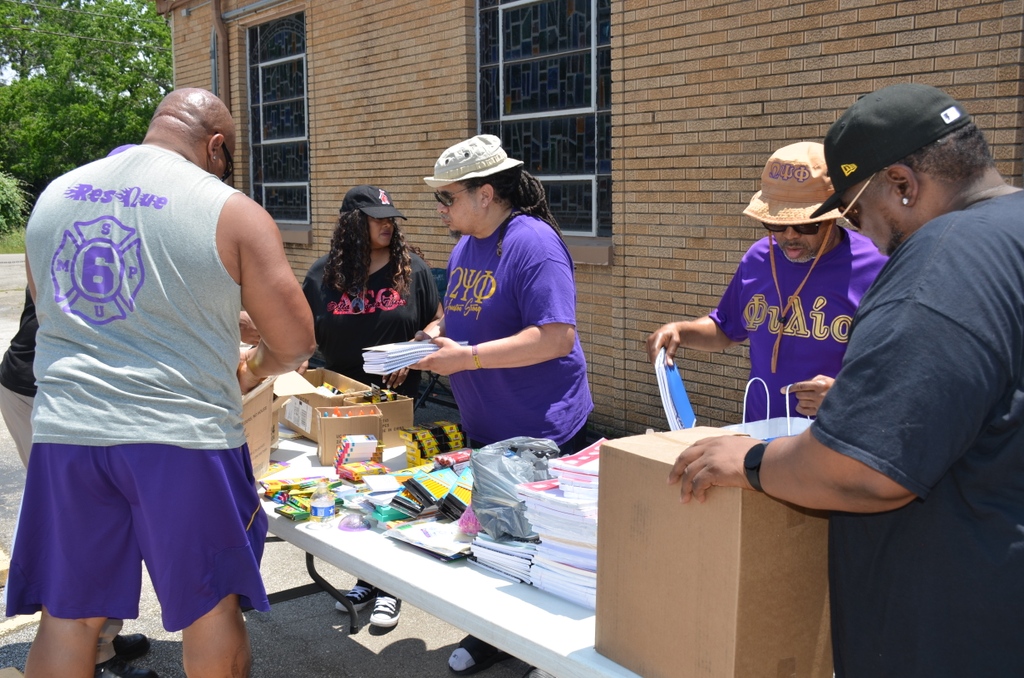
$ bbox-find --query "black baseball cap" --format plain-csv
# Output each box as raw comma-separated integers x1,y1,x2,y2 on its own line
811,83,972,218
340,185,406,219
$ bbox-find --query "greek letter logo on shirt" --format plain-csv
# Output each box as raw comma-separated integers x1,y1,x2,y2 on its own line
743,294,851,342
51,215,145,325
446,266,496,320
326,287,407,315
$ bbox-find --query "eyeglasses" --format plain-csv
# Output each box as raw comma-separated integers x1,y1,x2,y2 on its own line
837,175,875,230
220,144,234,182
434,186,470,207
762,222,824,236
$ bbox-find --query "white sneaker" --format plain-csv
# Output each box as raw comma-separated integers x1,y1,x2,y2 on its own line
369,593,402,628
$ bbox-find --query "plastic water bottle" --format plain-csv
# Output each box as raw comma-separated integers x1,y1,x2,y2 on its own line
308,479,335,529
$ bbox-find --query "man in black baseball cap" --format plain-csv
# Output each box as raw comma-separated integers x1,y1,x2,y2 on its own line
811,83,972,220
666,83,1024,677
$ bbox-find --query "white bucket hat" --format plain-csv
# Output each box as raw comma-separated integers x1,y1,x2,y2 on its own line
424,134,524,188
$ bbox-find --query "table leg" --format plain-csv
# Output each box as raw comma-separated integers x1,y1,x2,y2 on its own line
305,551,361,633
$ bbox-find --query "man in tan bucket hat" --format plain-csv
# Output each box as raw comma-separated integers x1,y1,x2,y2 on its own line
647,141,888,419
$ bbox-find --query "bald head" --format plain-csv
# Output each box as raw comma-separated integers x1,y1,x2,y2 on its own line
143,88,235,171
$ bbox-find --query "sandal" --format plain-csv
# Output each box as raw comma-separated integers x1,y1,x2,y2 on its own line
448,635,511,675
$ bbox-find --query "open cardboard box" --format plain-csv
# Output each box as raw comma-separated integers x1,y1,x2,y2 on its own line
343,393,413,448
313,404,383,466
241,376,276,479
275,369,370,442
595,427,832,678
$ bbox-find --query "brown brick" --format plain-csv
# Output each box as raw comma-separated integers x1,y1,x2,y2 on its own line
161,0,1024,438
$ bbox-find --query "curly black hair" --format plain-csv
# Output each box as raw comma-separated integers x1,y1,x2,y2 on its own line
322,209,413,297
462,165,562,256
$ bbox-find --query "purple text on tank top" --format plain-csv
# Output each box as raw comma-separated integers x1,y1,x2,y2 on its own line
64,184,168,209
50,215,145,326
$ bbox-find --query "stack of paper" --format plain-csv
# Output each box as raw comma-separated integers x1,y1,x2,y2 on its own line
468,532,538,583
516,439,603,609
384,517,472,561
550,439,602,499
362,341,440,374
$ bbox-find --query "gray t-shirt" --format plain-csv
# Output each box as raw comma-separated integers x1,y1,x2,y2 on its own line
26,144,245,448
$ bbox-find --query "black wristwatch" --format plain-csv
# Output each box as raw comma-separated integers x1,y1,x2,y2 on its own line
743,442,767,493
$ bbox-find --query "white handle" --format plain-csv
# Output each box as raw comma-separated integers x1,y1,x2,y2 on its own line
741,377,770,424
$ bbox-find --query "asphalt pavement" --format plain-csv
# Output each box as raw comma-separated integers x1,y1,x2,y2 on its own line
0,253,534,677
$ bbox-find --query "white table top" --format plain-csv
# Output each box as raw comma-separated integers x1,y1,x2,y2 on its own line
264,438,639,678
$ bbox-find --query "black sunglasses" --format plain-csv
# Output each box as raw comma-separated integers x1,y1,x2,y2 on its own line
761,221,823,236
433,186,470,207
220,144,234,182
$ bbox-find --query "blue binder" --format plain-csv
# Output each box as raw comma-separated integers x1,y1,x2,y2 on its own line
656,348,696,429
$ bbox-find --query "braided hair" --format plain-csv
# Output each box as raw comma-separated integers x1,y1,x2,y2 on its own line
464,165,561,255
322,210,413,297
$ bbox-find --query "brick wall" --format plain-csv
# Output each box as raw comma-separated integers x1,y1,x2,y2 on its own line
611,0,1024,435
166,0,1024,439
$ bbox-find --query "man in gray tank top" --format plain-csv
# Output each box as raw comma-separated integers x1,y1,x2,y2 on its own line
6,88,315,677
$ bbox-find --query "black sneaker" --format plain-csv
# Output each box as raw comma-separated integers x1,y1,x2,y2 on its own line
111,634,151,662
94,657,159,678
334,580,376,612
369,593,401,628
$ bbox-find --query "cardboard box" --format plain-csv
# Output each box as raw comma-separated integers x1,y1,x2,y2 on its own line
314,404,383,466
343,393,413,448
595,427,832,678
241,376,276,479
275,369,370,442
270,389,290,450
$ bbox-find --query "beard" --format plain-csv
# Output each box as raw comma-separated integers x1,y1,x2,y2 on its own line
885,228,906,255
775,238,817,263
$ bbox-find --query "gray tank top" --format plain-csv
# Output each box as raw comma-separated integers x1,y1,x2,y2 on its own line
27,144,246,448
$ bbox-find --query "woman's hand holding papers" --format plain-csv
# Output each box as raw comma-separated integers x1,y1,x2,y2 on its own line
410,336,474,376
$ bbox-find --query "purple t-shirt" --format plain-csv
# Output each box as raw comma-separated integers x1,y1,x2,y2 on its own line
709,229,887,421
444,214,593,446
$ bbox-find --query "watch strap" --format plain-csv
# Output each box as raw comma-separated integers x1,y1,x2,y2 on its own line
744,442,767,493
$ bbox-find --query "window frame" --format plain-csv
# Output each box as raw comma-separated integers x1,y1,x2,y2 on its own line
246,13,311,233
477,0,610,238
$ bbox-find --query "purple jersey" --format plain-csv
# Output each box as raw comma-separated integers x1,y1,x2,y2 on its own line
709,229,887,420
443,214,592,446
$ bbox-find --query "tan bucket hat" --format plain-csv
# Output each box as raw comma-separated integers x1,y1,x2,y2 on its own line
742,141,842,224
424,134,524,188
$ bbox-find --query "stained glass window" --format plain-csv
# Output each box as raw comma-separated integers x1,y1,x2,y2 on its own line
247,13,310,224
479,0,611,236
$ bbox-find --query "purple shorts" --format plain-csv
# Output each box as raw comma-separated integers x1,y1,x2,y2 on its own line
5,443,269,632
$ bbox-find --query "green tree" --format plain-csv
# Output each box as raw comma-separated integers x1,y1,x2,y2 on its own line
0,0,172,197
0,167,29,235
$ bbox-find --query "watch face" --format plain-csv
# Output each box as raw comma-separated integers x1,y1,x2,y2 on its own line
744,443,765,470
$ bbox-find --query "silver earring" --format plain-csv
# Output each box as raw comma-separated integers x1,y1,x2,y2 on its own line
902,197,909,205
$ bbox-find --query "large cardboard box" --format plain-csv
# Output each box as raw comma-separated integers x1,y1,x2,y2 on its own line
241,376,276,479
343,393,413,448
276,369,370,442
596,427,832,678
314,404,383,466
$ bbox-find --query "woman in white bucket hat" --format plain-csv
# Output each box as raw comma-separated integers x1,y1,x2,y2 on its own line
414,135,594,675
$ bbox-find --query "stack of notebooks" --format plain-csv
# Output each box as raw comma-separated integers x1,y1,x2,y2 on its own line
515,439,604,609
362,341,443,375
468,532,538,583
